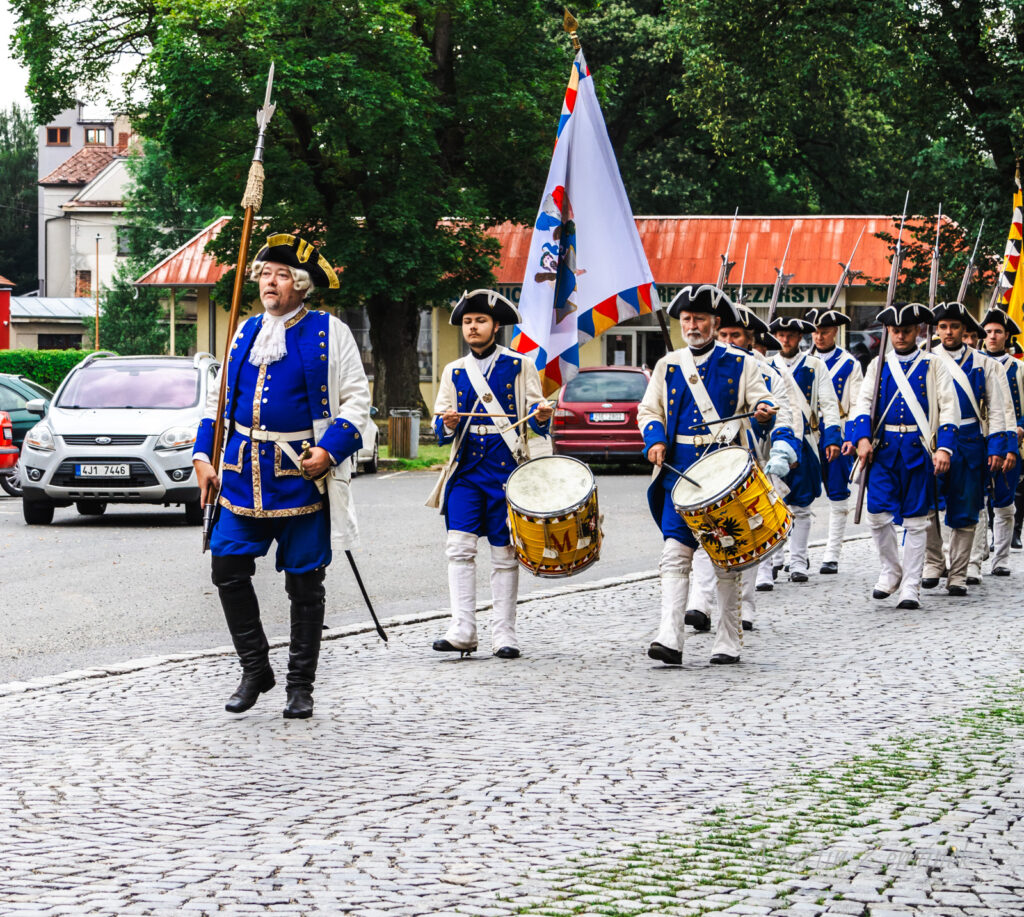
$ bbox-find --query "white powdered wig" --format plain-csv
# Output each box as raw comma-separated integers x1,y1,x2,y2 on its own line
250,262,316,300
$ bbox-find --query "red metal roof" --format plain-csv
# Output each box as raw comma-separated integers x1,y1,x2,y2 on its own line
134,217,232,287
0,275,14,287
489,215,912,286
38,147,123,186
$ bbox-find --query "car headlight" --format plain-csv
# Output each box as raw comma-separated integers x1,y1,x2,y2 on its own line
25,422,55,452
155,425,197,451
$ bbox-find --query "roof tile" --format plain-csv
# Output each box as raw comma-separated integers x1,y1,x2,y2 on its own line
39,147,122,186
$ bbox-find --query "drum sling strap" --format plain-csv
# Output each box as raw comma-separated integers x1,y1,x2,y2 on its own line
677,347,742,447
464,350,527,464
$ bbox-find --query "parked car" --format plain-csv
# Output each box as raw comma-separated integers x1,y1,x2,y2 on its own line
551,365,651,464
848,327,883,369
19,351,219,525
0,372,55,496
349,407,380,476
0,411,16,479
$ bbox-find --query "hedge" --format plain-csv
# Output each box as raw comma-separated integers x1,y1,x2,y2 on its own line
0,350,100,392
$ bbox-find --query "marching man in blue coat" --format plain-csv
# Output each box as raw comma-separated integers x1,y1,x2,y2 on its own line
980,308,1024,574
922,301,1007,594
638,286,794,666
768,315,842,582
194,234,371,719
848,303,958,609
806,307,864,573
428,290,552,658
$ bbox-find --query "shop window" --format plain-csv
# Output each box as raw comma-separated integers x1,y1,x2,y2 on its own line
46,127,70,145
38,334,83,350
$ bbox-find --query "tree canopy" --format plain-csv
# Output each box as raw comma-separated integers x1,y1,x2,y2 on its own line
0,104,38,294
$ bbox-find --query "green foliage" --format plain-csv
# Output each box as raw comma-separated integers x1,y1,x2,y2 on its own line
0,103,39,293
0,349,92,390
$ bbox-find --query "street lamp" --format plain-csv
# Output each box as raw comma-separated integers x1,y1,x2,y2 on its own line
94,233,101,351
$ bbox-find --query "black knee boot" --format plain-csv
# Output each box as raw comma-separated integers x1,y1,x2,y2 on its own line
212,554,275,713
282,567,326,719
1014,485,1024,550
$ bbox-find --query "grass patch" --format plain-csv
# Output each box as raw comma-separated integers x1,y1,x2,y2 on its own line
380,442,449,470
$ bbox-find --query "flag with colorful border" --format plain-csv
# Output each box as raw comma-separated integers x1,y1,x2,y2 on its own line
995,174,1024,346
510,51,659,396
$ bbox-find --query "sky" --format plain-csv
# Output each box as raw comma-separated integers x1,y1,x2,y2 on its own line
0,4,31,111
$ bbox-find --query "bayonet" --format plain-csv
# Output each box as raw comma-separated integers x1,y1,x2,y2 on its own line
736,243,749,305
825,226,865,313
956,218,985,304
766,224,795,326
926,205,941,352
716,207,739,289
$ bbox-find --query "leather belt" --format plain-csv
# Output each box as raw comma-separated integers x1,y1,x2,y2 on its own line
469,425,501,435
959,419,980,427
675,433,719,446
882,423,918,433
234,422,315,443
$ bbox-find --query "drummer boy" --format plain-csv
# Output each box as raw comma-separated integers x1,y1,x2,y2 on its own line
427,289,552,658
638,285,792,666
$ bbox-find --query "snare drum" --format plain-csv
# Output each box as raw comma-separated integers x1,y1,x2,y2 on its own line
671,446,791,571
505,455,601,577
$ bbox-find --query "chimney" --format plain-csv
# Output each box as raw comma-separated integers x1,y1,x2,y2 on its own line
0,276,12,350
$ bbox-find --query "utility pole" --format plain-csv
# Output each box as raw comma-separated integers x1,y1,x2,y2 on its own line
94,234,100,350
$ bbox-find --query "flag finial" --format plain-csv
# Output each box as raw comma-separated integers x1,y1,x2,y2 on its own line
563,8,581,51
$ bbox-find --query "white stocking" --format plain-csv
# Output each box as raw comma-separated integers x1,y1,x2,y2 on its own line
655,539,693,652
445,530,478,648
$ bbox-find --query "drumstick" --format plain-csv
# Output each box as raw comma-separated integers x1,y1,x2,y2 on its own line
661,462,701,487
434,411,516,418
506,399,558,432
687,410,759,432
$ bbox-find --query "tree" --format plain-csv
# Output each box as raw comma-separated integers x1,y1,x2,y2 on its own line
0,103,38,293
13,0,568,410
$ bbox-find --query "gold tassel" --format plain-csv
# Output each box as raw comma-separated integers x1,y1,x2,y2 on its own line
240,160,265,211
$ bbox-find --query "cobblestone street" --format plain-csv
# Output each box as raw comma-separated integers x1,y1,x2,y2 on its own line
1,537,1022,916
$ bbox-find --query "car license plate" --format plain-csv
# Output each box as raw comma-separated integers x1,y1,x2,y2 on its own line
75,463,130,478
590,412,626,422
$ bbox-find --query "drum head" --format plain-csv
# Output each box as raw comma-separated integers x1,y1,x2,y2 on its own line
671,446,751,510
506,455,594,515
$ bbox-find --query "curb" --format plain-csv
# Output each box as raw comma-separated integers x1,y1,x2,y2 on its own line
0,532,872,698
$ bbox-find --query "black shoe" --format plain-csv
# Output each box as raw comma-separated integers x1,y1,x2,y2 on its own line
819,561,838,575
1012,533,1022,550
966,576,981,586
225,668,275,714
772,565,781,581
921,578,939,589
283,687,313,719
790,571,808,583
993,567,1011,577
947,585,967,597
647,642,682,666
872,588,891,600
710,653,739,665
684,609,712,632
433,638,478,656
494,646,520,659
896,598,920,609
742,620,753,631
755,582,774,592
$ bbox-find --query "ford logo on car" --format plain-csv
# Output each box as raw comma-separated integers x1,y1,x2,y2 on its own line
95,436,112,445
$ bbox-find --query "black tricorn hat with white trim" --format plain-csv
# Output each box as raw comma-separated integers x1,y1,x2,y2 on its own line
449,289,521,326
877,301,934,327
666,284,738,323
756,329,782,351
722,304,769,334
805,307,851,329
980,307,1022,338
931,300,983,334
769,315,816,335
253,233,340,290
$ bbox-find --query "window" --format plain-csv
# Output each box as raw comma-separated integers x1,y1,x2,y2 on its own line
46,127,70,145
75,270,92,297
57,361,201,410
116,229,132,256
37,334,83,350
84,127,106,145
0,383,27,412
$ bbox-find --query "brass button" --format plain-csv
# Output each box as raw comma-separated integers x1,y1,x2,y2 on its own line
319,342,326,348
323,411,329,417
320,355,327,361
321,385,327,392
321,398,328,405
260,425,266,431
262,398,268,404
319,331,325,337
343,422,349,428
260,449,265,456
506,384,513,389
231,343,237,350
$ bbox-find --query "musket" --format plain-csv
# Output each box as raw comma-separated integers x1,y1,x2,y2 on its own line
735,243,750,305
766,225,796,327
716,207,739,290
926,205,942,352
956,218,985,305
854,190,909,525
202,63,277,553
824,226,865,313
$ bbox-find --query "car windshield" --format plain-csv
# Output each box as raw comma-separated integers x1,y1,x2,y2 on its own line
562,371,648,403
57,362,201,410
20,378,53,400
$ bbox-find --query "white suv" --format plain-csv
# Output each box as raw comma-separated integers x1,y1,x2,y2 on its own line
20,352,219,525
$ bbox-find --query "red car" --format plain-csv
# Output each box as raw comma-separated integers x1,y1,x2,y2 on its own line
551,365,651,464
0,411,16,476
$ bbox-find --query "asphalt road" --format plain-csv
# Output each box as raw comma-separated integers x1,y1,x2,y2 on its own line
0,465,838,682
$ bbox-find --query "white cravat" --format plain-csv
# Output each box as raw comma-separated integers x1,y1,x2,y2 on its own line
248,304,304,366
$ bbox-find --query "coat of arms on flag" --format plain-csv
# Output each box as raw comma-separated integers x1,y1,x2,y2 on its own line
511,51,660,395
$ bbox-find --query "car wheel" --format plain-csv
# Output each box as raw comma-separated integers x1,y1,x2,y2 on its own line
184,499,204,525
364,440,379,474
76,500,108,516
23,497,54,525
0,461,22,497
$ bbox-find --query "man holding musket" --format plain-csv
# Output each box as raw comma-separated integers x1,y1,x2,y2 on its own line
639,286,794,666
194,234,371,719
848,303,957,609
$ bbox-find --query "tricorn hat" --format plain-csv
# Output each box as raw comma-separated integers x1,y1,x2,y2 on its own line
980,307,1022,338
756,329,782,351
805,307,851,329
667,284,737,323
931,301,983,334
769,315,816,335
449,289,521,326
878,301,933,327
253,233,339,290
723,305,769,334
